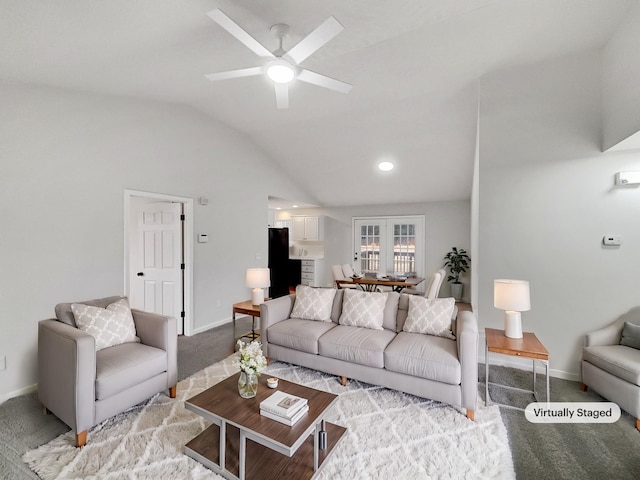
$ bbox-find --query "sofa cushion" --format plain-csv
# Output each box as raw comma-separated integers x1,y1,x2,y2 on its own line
382,292,401,331
385,332,461,385
620,321,640,350
318,325,396,368
583,345,640,387
403,297,456,339
290,285,336,322
95,342,167,400
268,319,337,354
330,288,345,323
397,294,410,332
71,298,140,351
339,289,387,330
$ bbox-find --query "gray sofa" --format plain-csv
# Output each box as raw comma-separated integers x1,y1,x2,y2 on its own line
581,306,640,431
261,289,479,420
38,296,178,447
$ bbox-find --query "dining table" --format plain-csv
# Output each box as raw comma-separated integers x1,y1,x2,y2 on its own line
335,275,424,293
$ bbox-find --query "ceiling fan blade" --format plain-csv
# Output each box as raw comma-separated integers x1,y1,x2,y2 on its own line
283,16,344,65
297,69,352,94
207,9,274,59
274,83,289,109
204,67,263,81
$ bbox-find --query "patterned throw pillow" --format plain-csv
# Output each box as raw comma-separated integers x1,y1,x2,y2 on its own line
403,296,456,339
290,285,337,322
338,289,387,330
71,298,139,351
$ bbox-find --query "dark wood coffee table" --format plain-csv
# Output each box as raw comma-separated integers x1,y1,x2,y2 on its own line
184,372,346,480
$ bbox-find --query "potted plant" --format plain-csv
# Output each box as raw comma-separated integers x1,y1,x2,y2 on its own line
443,247,471,301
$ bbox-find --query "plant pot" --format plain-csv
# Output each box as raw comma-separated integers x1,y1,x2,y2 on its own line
450,282,463,301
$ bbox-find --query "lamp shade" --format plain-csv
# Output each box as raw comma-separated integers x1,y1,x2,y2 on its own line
246,268,271,288
494,279,530,312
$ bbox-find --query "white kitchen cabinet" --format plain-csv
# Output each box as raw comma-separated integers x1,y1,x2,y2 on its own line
291,215,322,241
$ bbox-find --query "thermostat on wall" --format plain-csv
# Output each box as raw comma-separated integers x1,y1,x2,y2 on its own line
602,235,622,246
198,234,209,243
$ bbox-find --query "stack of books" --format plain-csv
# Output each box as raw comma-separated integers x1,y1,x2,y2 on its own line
259,390,309,426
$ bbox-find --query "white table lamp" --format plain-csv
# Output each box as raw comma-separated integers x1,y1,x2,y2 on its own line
494,279,530,339
246,268,270,306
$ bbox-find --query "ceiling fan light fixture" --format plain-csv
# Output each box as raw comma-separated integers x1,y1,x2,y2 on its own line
266,60,295,84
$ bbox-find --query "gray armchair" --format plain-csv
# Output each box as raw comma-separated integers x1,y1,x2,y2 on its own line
581,306,640,431
38,296,178,447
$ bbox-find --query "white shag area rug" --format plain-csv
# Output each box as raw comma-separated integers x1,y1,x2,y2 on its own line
24,354,515,479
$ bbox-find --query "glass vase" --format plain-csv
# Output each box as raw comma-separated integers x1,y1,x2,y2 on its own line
238,370,258,398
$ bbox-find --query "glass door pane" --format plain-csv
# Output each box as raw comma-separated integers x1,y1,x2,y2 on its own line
353,219,385,274
391,223,416,275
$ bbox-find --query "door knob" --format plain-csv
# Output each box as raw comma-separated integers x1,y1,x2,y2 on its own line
137,272,144,277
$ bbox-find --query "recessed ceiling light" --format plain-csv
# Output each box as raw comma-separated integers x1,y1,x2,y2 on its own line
292,204,299,208
378,161,394,172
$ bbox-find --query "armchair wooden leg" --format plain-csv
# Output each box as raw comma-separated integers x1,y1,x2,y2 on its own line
169,385,177,398
466,409,475,421
42,406,51,415
340,376,347,387
76,430,87,448
579,383,588,392
636,418,640,432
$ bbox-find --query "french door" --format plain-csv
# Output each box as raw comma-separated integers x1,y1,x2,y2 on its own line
352,216,425,277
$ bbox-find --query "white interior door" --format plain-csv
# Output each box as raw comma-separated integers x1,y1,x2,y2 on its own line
133,202,183,334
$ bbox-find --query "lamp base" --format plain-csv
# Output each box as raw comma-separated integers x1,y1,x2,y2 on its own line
504,311,522,339
251,288,265,306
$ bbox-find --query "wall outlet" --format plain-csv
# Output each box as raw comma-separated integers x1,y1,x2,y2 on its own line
0,355,6,371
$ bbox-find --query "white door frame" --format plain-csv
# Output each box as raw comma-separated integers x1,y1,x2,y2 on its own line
124,189,194,336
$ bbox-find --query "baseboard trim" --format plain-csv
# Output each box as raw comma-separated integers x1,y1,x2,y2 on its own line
190,317,232,336
0,383,38,405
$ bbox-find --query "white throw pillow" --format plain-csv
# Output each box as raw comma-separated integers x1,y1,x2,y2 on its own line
71,298,139,351
403,296,456,339
290,285,337,322
338,288,387,330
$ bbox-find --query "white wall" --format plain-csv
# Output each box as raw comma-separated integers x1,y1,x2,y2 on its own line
0,82,313,399
602,1,640,150
478,49,640,378
283,201,471,298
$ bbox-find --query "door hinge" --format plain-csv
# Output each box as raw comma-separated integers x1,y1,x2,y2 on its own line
180,214,185,221
181,263,185,270
181,311,185,318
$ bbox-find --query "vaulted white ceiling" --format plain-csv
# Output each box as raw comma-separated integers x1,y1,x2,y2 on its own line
0,0,634,206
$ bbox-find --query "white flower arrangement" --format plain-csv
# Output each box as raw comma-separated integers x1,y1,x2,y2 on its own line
236,340,267,375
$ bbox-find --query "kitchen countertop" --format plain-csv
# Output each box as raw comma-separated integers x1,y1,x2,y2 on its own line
289,255,324,260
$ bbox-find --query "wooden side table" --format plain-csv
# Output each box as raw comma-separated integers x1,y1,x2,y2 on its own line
485,327,550,410
232,300,268,343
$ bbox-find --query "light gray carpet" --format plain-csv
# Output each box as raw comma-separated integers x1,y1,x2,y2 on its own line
2,315,640,479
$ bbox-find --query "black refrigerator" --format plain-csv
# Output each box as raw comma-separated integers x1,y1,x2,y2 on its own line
268,228,300,298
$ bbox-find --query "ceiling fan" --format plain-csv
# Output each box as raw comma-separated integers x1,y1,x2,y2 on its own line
205,9,352,109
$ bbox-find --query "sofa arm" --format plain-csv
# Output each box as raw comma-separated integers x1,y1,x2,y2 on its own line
260,295,295,357
585,319,624,347
38,319,96,433
132,310,177,387
456,311,479,411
